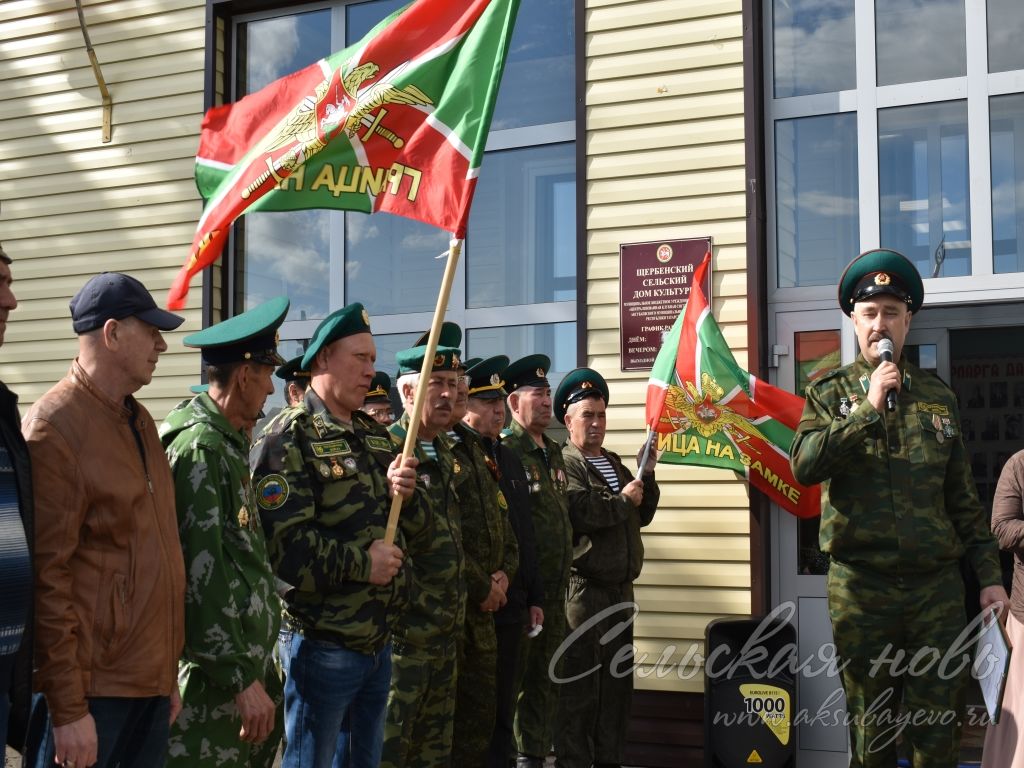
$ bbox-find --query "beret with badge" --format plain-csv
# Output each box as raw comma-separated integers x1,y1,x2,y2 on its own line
300,302,372,370
395,344,462,375
837,248,924,316
183,296,289,366
554,367,610,424
466,355,510,400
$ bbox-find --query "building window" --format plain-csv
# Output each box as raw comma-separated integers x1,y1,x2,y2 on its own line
987,0,1024,74
229,0,577,405
991,93,1024,274
772,0,855,98
875,0,966,86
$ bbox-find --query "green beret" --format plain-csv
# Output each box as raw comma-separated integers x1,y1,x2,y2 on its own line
183,296,289,366
554,367,609,424
413,322,463,350
503,354,551,394
301,302,372,370
395,345,462,376
275,355,310,382
189,383,209,395
364,371,392,403
466,355,509,400
838,249,923,316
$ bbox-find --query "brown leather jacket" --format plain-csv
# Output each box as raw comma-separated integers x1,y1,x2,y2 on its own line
23,361,185,726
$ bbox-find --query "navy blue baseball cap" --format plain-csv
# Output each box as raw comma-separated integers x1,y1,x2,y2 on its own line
70,272,184,334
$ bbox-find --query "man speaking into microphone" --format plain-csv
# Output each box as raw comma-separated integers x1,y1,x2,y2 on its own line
791,248,1008,768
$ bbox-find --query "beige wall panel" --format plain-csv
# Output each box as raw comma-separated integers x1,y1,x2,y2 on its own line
587,194,745,230
588,118,744,158
587,65,742,107
589,90,743,131
1,0,206,416
587,14,740,57
588,222,747,254
588,143,743,180
635,585,750,616
586,0,741,30
639,560,750,588
643,509,750,536
588,168,744,207
588,39,742,81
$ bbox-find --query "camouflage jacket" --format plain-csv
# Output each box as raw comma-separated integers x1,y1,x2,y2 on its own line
562,441,659,586
450,423,519,608
160,393,279,692
791,355,1001,585
250,388,421,654
500,420,571,598
389,413,465,647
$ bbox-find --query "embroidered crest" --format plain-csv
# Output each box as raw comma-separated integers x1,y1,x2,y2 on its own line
256,474,289,510
365,435,392,452
312,439,352,457
238,506,250,528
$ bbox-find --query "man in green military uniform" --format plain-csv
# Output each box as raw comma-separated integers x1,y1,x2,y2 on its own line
381,344,466,768
362,371,395,425
250,303,419,768
791,248,1009,767
551,368,659,768
450,355,520,767
161,297,290,767
500,354,572,767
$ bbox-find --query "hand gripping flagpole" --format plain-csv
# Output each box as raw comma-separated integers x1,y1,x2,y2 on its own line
384,237,463,546
636,428,657,480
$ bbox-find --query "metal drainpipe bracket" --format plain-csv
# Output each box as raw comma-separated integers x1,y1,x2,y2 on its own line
75,0,113,143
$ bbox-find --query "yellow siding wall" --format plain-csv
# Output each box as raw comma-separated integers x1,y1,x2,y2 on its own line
0,0,207,419
584,0,749,693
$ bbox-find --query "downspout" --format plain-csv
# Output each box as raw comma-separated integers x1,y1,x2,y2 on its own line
74,0,113,143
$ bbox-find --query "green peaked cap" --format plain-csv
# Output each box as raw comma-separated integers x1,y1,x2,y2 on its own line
301,302,372,370
275,355,310,382
554,367,610,424
395,345,462,375
364,371,392,403
838,248,924,316
183,296,289,366
503,354,551,393
466,355,509,400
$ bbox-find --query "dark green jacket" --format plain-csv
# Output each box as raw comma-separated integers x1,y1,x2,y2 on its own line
389,413,465,647
500,420,571,600
250,388,419,654
791,355,1001,585
562,441,658,586
450,422,519,608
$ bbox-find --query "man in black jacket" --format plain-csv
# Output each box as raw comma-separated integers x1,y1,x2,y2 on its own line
552,368,658,768
461,356,545,768
0,244,33,759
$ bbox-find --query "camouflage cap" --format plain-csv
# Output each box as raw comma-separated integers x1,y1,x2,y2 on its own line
301,302,372,370
183,296,289,366
466,355,509,400
838,248,923,316
395,344,462,375
554,367,609,424
503,354,551,394
364,371,392,403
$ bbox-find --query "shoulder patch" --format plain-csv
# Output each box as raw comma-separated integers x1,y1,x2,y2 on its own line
255,474,289,510
366,435,393,452
918,402,950,416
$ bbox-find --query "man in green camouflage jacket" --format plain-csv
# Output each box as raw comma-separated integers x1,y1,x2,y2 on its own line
161,297,289,767
791,249,1008,767
381,344,466,768
450,355,519,767
250,303,419,768
552,368,659,768
500,354,572,768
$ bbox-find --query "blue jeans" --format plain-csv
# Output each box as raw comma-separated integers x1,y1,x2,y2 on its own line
278,628,391,768
24,693,170,768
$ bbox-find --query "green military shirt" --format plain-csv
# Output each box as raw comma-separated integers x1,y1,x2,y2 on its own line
450,422,518,606
500,420,571,597
791,356,1001,585
561,441,658,586
250,388,421,654
160,393,280,693
389,413,465,646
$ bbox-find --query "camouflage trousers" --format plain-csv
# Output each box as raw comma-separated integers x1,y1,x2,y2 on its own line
514,580,568,758
380,636,457,768
452,609,498,767
167,660,284,768
828,560,969,768
554,576,634,768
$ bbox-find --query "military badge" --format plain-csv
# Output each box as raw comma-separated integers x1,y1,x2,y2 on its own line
238,506,250,528
343,457,358,472
489,373,501,386
420,473,432,488
362,308,371,325
932,413,942,431
496,490,508,509
531,482,541,493
536,367,545,377
312,439,352,457
319,462,331,478
331,459,344,479
434,353,445,367
453,460,461,474
874,272,891,286
839,397,850,418
256,474,289,510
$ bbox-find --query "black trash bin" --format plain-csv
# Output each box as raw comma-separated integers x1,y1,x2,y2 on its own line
704,615,797,768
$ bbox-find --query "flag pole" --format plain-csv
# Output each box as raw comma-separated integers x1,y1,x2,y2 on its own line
637,428,657,480
384,237,462,546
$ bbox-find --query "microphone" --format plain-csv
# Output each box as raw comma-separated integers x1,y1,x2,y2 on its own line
877,338,897,412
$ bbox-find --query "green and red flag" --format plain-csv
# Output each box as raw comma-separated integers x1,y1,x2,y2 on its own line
645,253,821,518
168,0,520,309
